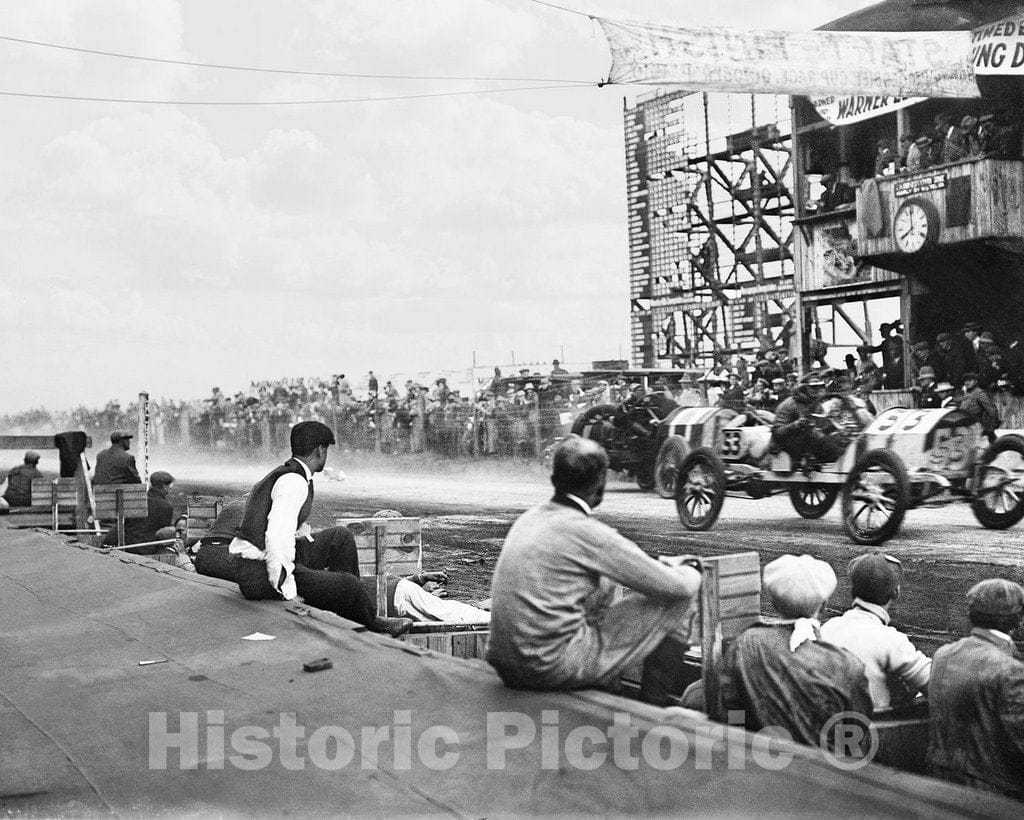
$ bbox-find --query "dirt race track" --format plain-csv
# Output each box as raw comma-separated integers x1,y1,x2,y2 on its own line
164,450,1024,657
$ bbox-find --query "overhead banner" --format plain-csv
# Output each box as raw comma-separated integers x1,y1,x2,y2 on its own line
598,18,981,99
972,17,1024,75
811,95,925,126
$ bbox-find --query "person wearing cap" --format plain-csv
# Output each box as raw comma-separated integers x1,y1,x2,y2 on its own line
906,135,930,172
715,555,872,749
488,436,703,705
911,366,942,409
105,470,179,551
93,431,141,486
771,373,847,470
717,371,747,413
820,553,931,711
550,359,569,379
933,331,964,387
1,451,43,509
954,372,1000,444
229,420,412,636
927,578,1024,799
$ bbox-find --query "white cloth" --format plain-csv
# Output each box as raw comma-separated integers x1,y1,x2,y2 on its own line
820,598,931,710
229,458,313,600
786,617,821,653
392,580,490,624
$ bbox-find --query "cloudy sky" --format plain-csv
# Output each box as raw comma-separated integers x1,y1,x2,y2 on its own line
0,0,875,412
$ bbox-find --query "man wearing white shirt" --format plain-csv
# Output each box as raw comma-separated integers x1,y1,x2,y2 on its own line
230,420,412,636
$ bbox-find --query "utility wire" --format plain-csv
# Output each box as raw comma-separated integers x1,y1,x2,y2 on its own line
527,0,594,19
0,34,594,85
0,82,596,106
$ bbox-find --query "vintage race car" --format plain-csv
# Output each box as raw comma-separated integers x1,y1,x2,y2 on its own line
564,400,737,496
674,404,1024,545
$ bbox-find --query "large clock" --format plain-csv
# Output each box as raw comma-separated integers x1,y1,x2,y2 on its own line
893,198,939,253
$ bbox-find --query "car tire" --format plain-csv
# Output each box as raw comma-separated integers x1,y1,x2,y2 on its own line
842,449,910,546
675,447,727,531
654,436,689,499
971,435,1024,530
789,486,839,519
570,404,618,437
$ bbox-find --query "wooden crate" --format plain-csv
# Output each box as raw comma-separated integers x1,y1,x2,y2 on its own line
401,624,490,659
92,485,149,521
185,496,224,542
30,478,78,507
619,552,762,690
335,516,422,578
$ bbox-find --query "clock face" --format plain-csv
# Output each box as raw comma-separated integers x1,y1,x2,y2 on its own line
893,200,934,253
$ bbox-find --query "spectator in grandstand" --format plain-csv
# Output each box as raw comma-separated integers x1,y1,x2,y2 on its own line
927,578,1024,800
820,552,931,711
488,436,703,706
1,451,42,508
717,372,747,413
93,431,141,485
550,359,569,378
911,366,943,409
716,554,872,750
933,331,964,387
906,135,927,172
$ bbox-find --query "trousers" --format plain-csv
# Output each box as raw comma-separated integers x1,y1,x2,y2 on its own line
235,526,376,627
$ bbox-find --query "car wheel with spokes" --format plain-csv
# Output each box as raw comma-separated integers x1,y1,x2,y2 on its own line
842,449,910,546
675,447,726,531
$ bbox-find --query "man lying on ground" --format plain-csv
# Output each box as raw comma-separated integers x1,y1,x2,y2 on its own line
487,435,703,705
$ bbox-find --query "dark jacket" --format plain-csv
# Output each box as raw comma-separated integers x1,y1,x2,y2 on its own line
107,487,175,549
927,629,1024,799
93,445,141,485
956,386,1000,433
718,622,872,750
3,463,42,507
235,460,313,551
772,391,815,442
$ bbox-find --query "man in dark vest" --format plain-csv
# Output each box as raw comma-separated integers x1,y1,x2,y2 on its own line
228,420,412,636
93,431,141,485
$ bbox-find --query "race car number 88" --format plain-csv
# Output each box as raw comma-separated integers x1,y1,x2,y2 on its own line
722,429,742,456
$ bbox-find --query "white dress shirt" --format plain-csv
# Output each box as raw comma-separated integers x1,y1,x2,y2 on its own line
229,458,314,600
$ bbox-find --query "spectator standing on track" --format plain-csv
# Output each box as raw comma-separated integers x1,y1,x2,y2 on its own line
820,552,931,711
927,579,1024,800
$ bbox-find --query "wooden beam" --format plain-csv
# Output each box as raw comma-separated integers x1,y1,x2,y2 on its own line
0,434,92,450
833,302,871,343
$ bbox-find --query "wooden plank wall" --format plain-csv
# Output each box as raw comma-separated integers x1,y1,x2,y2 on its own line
92,485,149,520
336,517,422,578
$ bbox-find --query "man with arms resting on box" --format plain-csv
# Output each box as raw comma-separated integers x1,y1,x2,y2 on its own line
487,435,703,705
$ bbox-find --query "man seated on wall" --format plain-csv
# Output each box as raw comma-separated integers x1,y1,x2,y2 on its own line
195,499,488,624
0,450,43,510
487,435,703,706
103,470,178,552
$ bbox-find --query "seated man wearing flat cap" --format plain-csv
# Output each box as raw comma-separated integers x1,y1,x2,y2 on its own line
488,435,703,705
229,421,412,637
820,552,931,711
1,450,43,509
93,431,142,485
927,578,1024,800
715,554,872,751
104,470,179,552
